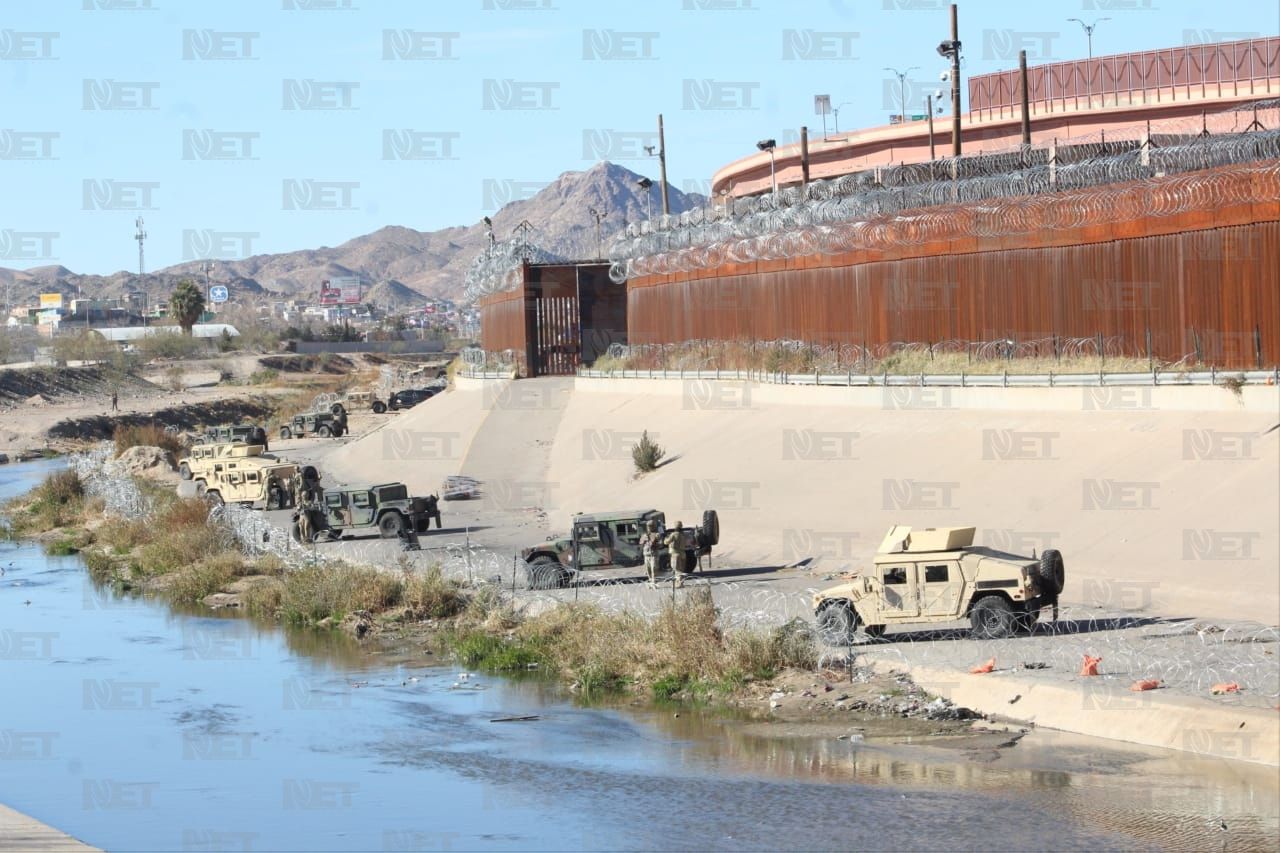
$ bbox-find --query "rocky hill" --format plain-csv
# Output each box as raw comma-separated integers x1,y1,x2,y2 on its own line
0,163,703,309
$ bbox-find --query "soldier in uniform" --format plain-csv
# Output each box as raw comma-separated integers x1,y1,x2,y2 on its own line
663,521,687,588
640,519,662,588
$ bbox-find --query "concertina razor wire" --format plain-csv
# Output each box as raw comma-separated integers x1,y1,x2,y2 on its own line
465,99,1279,300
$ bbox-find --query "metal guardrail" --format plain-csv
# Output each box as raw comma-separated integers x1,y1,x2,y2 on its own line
577,367,1280,388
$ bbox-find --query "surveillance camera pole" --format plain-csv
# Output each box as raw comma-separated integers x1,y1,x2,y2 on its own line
949,3,962,157
657,114,670,217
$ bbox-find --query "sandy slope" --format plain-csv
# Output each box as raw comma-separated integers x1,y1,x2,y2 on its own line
309,376,1278,625
541,378,1279,625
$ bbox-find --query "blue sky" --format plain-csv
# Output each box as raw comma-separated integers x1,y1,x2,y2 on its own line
2,0,1275,273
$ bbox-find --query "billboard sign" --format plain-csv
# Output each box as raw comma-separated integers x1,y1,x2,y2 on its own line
39,293,63,310
208,285,229,304
37,308,61,325
318,277,362,305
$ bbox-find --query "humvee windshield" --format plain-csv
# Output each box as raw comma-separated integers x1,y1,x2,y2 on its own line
378,484,408,502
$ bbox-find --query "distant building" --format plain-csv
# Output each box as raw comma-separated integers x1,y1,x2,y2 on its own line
93,324,240,343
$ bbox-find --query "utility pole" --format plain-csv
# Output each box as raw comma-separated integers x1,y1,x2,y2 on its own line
926,94,936,160
656,114,670,217
1019,49,1031,148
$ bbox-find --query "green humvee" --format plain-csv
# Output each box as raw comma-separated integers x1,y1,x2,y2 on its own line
519,508,720,589
293,483,441,542
279,412,346,440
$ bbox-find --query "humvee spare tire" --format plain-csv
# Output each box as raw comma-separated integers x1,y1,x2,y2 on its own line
816,600,858,646
378,512,405,538
330,403,346,415
526,556,564,590
1037,549,1065,596
700,509,720,547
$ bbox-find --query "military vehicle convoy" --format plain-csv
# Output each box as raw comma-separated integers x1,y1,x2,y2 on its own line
291,483,442,543
519,509,720,589
813,525,1065,644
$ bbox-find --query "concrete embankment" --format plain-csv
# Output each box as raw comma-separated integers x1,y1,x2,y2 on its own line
0,803,100,852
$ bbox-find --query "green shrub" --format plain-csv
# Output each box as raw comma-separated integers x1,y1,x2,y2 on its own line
631,430,665,474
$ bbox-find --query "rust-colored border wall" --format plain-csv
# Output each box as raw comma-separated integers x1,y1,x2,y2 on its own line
478,285,531,375
627,185,1280,367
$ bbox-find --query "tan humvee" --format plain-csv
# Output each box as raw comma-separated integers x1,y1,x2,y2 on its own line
197,455,300,509
812,525,1064,644
178,442,267,482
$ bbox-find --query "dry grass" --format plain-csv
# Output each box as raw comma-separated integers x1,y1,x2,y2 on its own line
452,587,818,699
593,341,1163,376
113,423,187,458
3,469,89,534
278,563,404,626
401,566,466,620
132,498,237,578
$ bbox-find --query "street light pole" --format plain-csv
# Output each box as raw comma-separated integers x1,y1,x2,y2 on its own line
884,66,919,124
1068,17,1109,60
756,139,777,195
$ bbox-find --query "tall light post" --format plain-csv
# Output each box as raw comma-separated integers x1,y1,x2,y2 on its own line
756,138,777,195
832,101,853,134
635,176,653,221
587,206,606,258
884,66,919,124
1067,17,1109,60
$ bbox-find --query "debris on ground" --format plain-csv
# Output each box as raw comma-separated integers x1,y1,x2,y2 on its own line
1211,682,1241,694
1130,679,1162,691
970,657,996,674
1080,655,1102,676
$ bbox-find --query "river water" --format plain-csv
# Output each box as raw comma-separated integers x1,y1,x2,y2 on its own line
1,459,1276,852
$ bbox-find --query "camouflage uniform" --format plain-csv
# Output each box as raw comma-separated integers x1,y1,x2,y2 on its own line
640,520,661,587
663,523,686,588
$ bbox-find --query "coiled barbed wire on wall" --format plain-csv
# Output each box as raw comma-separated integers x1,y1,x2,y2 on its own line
605,101,1280,283
463,237,565,303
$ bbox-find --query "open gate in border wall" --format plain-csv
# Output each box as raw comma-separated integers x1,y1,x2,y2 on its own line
478,262,626,377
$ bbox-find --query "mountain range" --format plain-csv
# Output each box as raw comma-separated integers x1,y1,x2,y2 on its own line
0,162,704,311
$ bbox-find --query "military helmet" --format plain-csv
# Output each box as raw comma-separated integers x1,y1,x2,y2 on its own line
673,520,683,530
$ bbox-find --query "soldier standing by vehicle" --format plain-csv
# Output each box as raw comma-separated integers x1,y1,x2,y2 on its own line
663,521,686,588
641,520,661,588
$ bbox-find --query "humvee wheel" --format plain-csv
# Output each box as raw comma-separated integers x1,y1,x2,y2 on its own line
178,462,191,480
194,480,207,497
1037,549,1065,596
816,600,859,646
970,596,1015,639
204,490,224,507
280,426,292,440
378,511,405,538
372,401,387,414
317,425,332,438
526,556,564,590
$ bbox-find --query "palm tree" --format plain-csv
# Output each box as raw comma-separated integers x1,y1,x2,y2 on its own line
169,279,205,336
